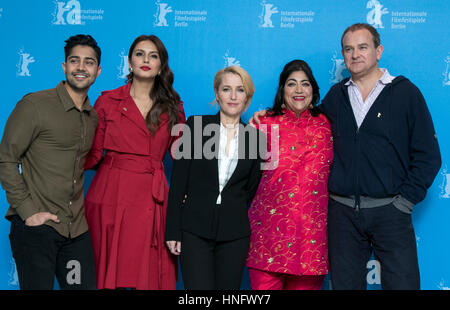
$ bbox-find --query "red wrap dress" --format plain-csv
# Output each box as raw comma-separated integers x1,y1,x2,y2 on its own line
246,108,333,277
84,83,185,289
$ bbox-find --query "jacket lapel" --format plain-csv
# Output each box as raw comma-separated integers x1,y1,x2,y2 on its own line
120,98,150,135
222,119,247,191
111,83,150,136
207,113,220,189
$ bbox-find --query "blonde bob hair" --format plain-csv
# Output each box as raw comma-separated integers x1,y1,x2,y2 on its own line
213,66,255,109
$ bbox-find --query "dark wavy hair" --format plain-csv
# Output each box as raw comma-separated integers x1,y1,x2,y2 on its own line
268,59,321,117
126,35,181,134
64,34,101,65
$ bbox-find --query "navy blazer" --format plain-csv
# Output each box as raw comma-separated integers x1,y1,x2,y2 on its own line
165,113,265,242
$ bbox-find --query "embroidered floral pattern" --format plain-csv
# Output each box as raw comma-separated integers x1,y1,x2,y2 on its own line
247,109,333,275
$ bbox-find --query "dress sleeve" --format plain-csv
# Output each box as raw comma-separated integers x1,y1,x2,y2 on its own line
246,127,266,205
302,116,333,205
84,95,107,170
256,116,277,170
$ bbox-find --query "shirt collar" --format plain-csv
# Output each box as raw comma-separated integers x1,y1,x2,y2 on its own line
345,68,395,86
56,81,93,112
282,107,311,120
220,121,239,139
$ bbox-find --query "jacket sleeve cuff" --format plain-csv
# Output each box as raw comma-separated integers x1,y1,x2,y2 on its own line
164,230,182,242
14,197,39,221
164,216,182,242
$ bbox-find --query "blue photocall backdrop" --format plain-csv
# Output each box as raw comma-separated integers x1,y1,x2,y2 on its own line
0,0,448,290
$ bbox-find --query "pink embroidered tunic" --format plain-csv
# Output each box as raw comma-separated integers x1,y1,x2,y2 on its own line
246,108,333,276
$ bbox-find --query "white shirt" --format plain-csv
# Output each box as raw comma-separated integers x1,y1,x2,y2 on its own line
216,123,239,204
345,68,396,128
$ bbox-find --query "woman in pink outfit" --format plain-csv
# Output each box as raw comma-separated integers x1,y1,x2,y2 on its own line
247,60,333,290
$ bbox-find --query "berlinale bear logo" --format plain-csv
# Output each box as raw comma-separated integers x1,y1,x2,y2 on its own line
259,1,278,28
17,49,35,77
366,0,388,29
154,1,173,27
52,0,81,25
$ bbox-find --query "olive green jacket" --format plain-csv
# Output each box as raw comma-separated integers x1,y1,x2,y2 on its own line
0,82,98,238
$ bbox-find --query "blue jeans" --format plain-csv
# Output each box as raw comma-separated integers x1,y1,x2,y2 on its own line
327,199,420,290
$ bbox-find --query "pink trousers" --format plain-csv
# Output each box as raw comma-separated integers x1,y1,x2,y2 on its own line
248,268,325,290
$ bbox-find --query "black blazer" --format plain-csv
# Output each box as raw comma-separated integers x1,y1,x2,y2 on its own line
165,113,265,242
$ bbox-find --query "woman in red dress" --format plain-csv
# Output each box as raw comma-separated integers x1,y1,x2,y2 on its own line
84,35,185,290
247,60,333,290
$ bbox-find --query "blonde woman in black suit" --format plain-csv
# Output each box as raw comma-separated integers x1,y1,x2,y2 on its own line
165,66,265,290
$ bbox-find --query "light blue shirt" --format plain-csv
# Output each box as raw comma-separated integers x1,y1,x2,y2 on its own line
345,68,396,128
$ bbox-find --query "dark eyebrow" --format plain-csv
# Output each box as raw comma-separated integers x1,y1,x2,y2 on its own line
134,49,159,54
67,55,97,63
287,78,310,83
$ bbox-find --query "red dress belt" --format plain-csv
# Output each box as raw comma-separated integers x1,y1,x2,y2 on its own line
103,153,166,203
103,153,167,289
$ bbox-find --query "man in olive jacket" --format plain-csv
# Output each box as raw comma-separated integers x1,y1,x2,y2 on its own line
0,34,101,289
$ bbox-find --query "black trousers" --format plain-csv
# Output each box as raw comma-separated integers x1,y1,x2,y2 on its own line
328,199,420,290
9,215,96,290
180,231,250,290
180,204,249,290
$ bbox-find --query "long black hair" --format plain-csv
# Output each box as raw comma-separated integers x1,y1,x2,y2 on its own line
126,35,181,134
268,59,321,117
